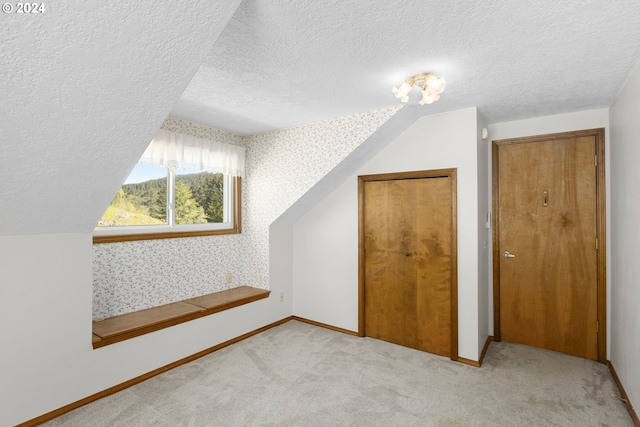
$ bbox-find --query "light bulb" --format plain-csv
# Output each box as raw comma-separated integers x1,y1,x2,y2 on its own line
432,77,446,93
419,90,436,105
392,81,412,99
425,75,446,93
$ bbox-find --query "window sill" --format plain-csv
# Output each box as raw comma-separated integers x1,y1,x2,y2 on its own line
92,286,270,349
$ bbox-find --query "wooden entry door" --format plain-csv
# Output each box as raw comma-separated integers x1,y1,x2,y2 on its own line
493,129,606,361
359,170,457,359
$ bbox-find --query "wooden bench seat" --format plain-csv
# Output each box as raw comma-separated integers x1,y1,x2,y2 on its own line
92,286,270,349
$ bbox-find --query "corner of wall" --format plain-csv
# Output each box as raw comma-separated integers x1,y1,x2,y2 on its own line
476,111,491,354
269,224,294,317
608,59,640,411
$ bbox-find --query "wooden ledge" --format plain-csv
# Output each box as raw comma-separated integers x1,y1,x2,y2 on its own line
92,286,270,349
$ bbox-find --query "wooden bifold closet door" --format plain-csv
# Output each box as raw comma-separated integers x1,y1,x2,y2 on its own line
359,170,457,359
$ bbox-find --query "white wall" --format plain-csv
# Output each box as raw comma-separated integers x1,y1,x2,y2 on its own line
487,109,610,342
291,180,360,330
293,108,483,360
476,112,490,355
609,62,640,410
0,234,289,426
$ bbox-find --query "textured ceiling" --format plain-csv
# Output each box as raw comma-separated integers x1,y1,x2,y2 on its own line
1,1,241,236
171,0,640,135
4,1,640,236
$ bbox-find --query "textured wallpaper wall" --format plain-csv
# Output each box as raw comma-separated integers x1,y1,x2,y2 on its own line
238,107,401,291
92,119,245,320
93,107,401,320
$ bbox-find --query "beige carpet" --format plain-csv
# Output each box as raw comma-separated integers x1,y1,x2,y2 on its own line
43,320,632,426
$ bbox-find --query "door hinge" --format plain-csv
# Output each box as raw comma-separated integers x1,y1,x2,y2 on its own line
597,321,599,333
596,238,599,250
595,155,598,167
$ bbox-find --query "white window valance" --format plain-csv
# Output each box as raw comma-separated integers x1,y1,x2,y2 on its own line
139,129,245,177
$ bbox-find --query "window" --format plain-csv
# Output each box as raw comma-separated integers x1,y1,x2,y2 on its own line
93,129,244,243
97,164,169,228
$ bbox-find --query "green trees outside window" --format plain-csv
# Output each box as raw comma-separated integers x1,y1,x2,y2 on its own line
97,171,225,227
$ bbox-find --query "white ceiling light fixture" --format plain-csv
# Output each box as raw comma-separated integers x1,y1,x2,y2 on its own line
392,73,447,105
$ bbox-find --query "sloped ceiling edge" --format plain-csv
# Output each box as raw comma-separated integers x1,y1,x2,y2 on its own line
0,1,242,236
272,105,430,226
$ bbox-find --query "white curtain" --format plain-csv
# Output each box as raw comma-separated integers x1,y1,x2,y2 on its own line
139,129,245,177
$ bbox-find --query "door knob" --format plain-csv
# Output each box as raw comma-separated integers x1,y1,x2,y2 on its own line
405,252,410,257
503,251,516,258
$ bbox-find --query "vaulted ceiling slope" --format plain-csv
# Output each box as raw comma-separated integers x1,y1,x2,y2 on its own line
0,1,242,236
172,0,640,135
4,1,640,237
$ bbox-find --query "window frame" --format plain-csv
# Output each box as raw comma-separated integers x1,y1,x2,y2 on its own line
93,175,242,244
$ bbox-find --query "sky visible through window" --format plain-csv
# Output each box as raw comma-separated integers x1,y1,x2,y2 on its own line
125,164,166,184
125,165,205,184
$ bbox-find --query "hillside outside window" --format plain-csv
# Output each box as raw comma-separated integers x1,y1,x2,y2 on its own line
93,129,244,243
